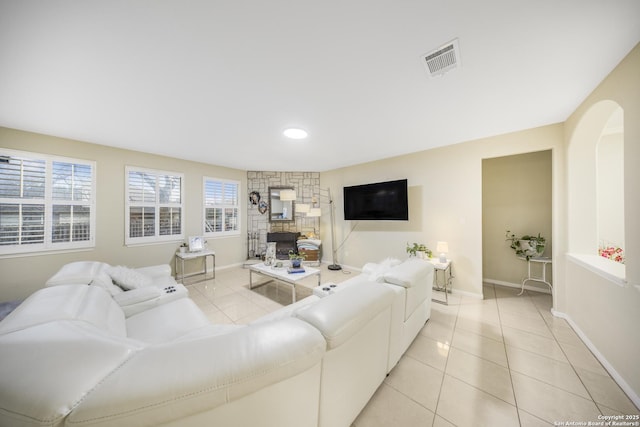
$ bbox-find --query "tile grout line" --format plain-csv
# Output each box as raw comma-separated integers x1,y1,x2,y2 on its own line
430,293,462,427
492,283,524,427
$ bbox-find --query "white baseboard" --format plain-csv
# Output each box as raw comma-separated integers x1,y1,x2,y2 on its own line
551,309,640,410
483,278,552,294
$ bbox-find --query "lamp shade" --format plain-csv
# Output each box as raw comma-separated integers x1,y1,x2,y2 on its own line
297,203,310,213
279,189,296,201
307,208,322,217
436,241,448,263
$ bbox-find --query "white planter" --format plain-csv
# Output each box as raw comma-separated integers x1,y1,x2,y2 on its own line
518,239,545,258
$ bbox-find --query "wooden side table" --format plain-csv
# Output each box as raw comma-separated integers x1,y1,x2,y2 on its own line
427,258,453,305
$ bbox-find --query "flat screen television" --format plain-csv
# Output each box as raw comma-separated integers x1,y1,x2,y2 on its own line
343,179,408,220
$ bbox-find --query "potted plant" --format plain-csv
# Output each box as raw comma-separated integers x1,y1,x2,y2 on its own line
288,250,306,268
505,230,546,260
406,242,432,259
178,242,188,254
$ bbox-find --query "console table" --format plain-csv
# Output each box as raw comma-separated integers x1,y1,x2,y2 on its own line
175,250,216,284
518,256,552,295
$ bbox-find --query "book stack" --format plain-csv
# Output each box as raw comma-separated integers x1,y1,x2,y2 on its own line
287,267,306,274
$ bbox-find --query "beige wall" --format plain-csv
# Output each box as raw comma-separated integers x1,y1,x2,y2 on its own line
0,128,247,301
320,124,563,298
562,43,640,403
482,150,553,291
597,132,625,248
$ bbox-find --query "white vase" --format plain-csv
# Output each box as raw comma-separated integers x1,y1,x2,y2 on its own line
519,239,545,258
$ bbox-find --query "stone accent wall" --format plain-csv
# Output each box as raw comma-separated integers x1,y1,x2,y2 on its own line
247,171,320,259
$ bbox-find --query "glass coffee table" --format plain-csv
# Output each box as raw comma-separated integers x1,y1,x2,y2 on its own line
249,262,321,303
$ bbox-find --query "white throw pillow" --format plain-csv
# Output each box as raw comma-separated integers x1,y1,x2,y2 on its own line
107,266,152,290
363,257,402,282
384,260,429,288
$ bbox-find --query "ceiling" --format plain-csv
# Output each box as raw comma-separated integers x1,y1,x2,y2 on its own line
1,1,638,172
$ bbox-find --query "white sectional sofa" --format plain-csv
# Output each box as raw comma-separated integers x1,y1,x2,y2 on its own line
0,258,433,427
44,261,190,317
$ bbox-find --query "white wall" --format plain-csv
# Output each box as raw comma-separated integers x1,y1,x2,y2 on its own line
562,43,640,406
320,124,563,299
597,132,625,248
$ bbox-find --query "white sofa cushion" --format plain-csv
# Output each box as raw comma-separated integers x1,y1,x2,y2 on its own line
383,258,431,288
294,282,395,349
0,321,142,427
46,261,123,296
126,298,211,344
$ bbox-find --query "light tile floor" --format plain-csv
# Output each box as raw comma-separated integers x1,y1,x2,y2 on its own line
184,265,639,426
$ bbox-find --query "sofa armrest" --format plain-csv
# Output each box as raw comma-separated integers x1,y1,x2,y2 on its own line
114,284,189,318
113,286,162,306
383,259,434,288
66,318,326,426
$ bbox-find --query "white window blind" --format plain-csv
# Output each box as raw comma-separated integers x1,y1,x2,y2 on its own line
203,177,240,236
0,150,95,256
126,167,184,245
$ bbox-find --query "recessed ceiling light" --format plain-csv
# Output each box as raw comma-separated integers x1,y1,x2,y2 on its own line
283,128,308,139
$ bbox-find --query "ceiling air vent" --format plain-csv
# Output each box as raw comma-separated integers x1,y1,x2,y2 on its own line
422,39,460,77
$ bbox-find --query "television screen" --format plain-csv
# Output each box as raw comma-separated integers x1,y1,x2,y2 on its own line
343,179,408,220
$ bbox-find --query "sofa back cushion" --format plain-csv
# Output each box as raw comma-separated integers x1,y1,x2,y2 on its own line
46,261,123,296
383,260,434,321
0,284,127,338
383,259,433,288
125,298,211,344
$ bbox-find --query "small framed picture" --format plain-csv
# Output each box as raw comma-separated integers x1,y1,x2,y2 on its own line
188,236,204,252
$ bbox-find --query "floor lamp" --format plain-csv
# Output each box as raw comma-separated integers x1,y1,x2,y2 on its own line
306,188,341,270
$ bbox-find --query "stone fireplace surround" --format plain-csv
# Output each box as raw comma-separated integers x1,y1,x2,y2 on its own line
247,171,320,259
267,231,301,259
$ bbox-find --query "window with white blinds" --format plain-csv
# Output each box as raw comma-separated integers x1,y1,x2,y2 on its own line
0,149,95,256
203,177,240,237
126,167,184,245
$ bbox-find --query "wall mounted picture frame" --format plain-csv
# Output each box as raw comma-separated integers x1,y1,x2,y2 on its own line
249,191,261,205
258,200,268,214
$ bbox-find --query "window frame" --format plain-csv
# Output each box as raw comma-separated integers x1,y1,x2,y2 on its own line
0,148,96,257
125,166,185,246
203,176,241,238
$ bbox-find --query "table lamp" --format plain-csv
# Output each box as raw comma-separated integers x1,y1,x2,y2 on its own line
436,241,448,263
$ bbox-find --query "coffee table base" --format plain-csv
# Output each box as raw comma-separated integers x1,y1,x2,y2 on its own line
249,264,321,304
